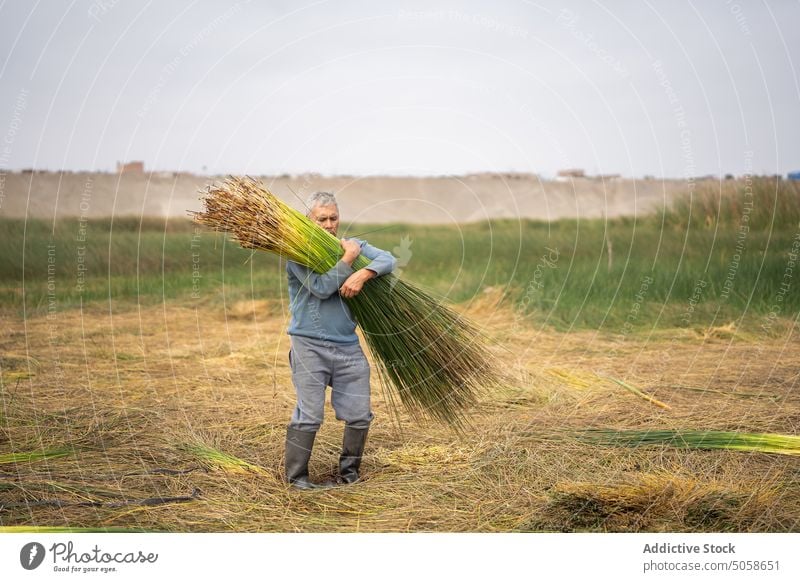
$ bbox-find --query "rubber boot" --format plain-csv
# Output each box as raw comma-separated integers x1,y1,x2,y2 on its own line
338,426,369,484
285,427,330,490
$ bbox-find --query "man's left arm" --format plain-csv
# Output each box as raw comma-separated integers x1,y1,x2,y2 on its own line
339,239,398,298
358,240,397,277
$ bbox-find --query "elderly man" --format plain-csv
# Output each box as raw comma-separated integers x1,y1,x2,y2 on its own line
284,191,397,490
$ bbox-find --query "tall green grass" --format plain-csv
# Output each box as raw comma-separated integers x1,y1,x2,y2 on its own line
0,215,284,309
2,178,798,332
660,176,800,230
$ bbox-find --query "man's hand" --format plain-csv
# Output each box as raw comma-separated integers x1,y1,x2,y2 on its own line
339,269,376,298
340,238,361,266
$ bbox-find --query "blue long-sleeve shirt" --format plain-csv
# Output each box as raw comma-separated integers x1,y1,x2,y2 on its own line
286,237,397,344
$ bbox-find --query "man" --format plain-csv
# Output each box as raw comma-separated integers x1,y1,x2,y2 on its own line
284,191,397,490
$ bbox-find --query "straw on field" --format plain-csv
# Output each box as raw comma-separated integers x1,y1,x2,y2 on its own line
574,429,800,456
602,376,672,410
544,368,595,389
0,526,149,533
191,176,507,428
178,442,269,475
0,447,74,465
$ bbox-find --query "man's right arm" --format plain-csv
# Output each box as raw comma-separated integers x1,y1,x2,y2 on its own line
287,260,355,299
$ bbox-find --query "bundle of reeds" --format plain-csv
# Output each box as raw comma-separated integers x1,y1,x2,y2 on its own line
191,176,506,428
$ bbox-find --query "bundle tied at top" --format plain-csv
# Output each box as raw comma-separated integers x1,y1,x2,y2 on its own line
191,176,507,429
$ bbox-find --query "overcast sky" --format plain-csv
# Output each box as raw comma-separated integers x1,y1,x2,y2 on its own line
0,0,798,177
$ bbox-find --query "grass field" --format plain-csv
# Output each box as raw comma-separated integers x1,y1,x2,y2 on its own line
3,178,798,334
1,177,799,532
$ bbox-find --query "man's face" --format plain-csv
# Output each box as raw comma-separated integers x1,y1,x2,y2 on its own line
309,204,339,236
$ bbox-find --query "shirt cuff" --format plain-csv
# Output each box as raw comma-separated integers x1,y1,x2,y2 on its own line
335,259,355,278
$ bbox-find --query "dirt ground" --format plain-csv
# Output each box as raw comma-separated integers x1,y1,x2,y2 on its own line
2,170,694,223
1,293,798,532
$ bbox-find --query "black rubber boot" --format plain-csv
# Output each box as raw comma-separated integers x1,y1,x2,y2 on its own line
285,427,330,490
338,426,369,485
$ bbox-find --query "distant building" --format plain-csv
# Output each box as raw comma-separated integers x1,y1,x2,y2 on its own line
788,171,800,181
117,161,144,174
556,168,585,179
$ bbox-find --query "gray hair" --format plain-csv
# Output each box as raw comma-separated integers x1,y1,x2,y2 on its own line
305,191,338,215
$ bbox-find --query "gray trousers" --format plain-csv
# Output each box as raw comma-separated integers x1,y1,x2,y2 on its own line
287,335,374,432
